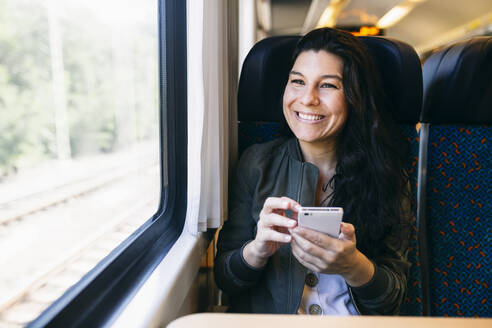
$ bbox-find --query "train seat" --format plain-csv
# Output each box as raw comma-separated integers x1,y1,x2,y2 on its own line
419,36,492,317
357,36,424,316
236,35,424,315
237,36,299,155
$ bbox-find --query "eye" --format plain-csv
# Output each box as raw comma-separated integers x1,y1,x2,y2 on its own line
320,82,337,89
290,79,305,85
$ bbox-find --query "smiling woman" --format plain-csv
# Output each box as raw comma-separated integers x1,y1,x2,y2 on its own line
214,27,412,316
283,50,347,147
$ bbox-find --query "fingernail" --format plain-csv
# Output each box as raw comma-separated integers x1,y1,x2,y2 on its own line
295,205,302,212
284,235,291,242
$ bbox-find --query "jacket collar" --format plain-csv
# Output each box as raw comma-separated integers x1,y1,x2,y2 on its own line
286,137,304,163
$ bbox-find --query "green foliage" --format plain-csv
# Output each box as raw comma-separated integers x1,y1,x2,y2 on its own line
0,0,55,177
0,0,158,178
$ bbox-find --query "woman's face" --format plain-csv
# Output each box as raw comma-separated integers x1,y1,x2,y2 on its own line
283,50,348,145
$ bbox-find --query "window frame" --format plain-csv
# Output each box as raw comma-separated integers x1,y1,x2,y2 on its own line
28,0,187,326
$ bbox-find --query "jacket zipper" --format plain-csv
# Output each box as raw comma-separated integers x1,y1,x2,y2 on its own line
296,162,305,203
289,162,305,313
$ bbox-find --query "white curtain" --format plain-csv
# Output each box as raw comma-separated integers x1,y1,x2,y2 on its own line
185,0,238,234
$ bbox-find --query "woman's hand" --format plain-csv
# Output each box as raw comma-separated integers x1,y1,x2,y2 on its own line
243,197,300,269
290,222,375,287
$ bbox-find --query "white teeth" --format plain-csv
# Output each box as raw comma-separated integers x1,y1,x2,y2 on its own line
298,112,323,121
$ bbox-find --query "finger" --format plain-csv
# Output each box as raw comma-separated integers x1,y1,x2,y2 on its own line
339,222,356,242
292,226,337,248
281,197,302,213
263,197,301,213
291,240,320,272
259,212,297,229
291,237,327,269
258,229,292,243
290,230,330,262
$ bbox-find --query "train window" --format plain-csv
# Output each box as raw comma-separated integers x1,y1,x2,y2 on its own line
0,0,186,326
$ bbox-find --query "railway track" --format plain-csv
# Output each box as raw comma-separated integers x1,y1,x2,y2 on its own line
0,146,161,327
0,197,158,327
0,156,157,227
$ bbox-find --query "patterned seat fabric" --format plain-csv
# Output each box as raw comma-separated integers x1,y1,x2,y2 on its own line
421,37,492,317
425,126,490,317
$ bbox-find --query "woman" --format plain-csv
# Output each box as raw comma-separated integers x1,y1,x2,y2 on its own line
214,28,411,315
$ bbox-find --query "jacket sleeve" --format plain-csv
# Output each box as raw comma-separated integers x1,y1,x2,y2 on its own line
214,146,265,294
350,190,412,315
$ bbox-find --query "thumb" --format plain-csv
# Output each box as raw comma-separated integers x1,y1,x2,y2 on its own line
339,222,356,242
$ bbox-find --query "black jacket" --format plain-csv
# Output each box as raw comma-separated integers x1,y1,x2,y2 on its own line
214,137,411,315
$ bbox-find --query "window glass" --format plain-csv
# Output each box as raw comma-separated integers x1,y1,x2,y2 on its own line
0,0,159,326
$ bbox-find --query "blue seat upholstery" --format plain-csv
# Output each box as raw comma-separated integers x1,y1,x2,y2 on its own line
237,35,424,315
420,37,492,317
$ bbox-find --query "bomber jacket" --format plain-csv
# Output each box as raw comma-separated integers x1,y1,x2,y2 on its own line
214,137,411,315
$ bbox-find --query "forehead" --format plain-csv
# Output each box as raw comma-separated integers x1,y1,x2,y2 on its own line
292,50,344,76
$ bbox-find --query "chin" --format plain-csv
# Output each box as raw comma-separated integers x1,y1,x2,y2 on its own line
292,131,323,143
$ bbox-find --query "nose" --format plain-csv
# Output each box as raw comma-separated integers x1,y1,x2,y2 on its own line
300,86,320,106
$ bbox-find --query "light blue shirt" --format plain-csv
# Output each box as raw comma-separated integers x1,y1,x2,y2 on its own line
297,272,358,315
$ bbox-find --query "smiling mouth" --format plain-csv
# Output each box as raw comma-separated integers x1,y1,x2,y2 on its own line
295,111,325,122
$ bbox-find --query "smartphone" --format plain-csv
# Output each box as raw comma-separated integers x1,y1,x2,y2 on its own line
297,207,343,237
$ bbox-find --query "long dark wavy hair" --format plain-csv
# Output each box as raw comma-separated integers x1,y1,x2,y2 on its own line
282,28,411,258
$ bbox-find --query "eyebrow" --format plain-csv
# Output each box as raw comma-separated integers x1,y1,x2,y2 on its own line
290,70,342,81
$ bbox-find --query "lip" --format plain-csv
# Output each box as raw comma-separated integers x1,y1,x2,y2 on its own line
294,111,326,123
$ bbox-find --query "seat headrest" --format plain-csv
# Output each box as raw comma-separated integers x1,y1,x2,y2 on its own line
238,35,423,124
359,36,422,123
238,36,299,122
421,37,492,124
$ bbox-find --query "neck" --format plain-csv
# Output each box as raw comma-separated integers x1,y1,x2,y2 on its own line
298,138,337,175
